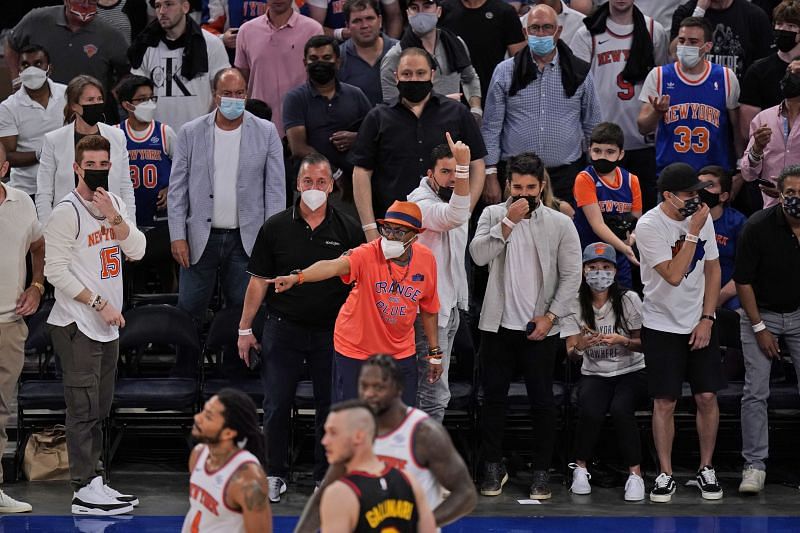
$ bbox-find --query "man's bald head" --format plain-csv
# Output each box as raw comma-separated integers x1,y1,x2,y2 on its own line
526,4,558,28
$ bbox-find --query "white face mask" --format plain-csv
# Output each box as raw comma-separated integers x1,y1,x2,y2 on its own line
132,100,157,123
20,66,48,91
381,236,413,260
301,188,327,211
584,270,616,292
676,45,703,69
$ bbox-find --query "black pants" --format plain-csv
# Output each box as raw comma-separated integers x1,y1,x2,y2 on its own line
620,147,657,213
261,314,333,481
547,158,585,206
573,370,647,468
480,328,558,469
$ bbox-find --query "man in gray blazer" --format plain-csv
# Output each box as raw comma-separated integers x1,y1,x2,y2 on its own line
168,67,285,375
469,152,581,501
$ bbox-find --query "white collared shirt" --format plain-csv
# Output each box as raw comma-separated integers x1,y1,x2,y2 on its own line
0,80,67,195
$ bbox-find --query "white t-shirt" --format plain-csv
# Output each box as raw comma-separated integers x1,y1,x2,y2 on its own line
635,205,719,334
561,291,645,377
212,125,241,229
0,80,67,195
501,217,543,331
130,29,230,131
569,17,669,151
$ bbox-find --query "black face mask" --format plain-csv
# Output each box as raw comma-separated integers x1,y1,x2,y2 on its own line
397,80,432,103
436,185,453,202
79,103,106,126
307,61,336,85
698,188,721,209
592,157,618,175
781,72,800,99
671,194,701,218
80,168,109,191
775,29,799,53
512,194,540,213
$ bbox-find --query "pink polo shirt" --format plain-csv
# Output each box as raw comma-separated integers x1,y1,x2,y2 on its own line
234,9,323,136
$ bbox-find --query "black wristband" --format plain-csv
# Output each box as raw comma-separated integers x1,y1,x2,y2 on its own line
701,314,716,323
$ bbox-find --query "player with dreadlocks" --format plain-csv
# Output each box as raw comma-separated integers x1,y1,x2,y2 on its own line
182,388,272,533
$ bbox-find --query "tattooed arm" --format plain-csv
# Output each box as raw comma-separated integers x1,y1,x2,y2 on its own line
226,462,273,533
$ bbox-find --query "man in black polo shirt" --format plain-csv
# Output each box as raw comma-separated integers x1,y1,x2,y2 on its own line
349,46,487,241
734,164,800,495
283,35,372,216
237,153,363,502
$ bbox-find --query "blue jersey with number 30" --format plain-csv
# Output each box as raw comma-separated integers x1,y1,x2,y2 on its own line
120,120,172,227
655,62,732,174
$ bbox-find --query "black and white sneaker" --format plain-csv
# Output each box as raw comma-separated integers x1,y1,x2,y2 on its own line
72,477,134,516
102,482,139,507
696,466,723,500
650,473,677,503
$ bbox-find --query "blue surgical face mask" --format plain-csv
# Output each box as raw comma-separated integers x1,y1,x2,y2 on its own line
218,96,245,120
528,34,555,56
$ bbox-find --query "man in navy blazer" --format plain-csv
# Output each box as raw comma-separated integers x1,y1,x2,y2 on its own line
168,67,285,374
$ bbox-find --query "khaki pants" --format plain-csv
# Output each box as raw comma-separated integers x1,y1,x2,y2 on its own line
49,323,118,490
0,320,27,482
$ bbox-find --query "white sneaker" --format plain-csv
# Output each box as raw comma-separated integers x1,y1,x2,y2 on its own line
72,477,134,516
103,483,139,507
569,464,591,495
624,473,645,501
0,490,32,513
268,477,287,503
739,465,766,494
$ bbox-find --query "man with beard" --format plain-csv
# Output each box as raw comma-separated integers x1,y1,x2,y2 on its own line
183,388,272,533
318,400,435,533
294,354,475,532
129,0,230,131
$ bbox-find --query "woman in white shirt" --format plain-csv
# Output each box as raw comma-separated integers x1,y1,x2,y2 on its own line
561,242,647,502
35,75,134,223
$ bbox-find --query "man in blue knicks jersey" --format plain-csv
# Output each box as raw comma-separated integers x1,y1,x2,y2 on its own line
637,17,741,177
117,75,177,291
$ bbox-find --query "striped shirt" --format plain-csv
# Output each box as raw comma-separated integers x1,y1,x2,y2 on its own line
481,51,602,167
97,0,132,44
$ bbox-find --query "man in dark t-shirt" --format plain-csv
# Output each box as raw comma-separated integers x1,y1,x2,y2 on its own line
438,0,526,106
671,0,773,80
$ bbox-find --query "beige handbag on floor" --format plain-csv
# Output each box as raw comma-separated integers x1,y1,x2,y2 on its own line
23,425,70,481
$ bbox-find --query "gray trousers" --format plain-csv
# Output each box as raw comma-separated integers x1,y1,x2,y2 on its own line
740,309,800,470
414,309,460,423
0,320,27,483
49,323,118,490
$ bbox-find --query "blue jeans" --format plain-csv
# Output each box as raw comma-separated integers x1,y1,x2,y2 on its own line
261,314,333,481
175,229,249,375
414,309,460,422
333,352,417,405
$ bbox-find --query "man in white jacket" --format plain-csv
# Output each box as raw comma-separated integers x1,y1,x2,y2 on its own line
44,135,146,516
407,133,471,422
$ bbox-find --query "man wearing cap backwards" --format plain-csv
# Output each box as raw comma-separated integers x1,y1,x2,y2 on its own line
635,161,723,504
268,200,440,405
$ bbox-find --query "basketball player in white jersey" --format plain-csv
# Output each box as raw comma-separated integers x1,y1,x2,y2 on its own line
295,354,476,533
45,135,146,515
183,388,272,533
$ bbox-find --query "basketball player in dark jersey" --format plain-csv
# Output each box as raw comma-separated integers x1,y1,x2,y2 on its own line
319,400,436,533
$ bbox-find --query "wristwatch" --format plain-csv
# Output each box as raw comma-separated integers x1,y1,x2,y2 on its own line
545,311,558,324
110,213,124,226
701,314,716,323
31,282,45,295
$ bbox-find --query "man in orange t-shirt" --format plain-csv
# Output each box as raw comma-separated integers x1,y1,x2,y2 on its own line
268,200,441,404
